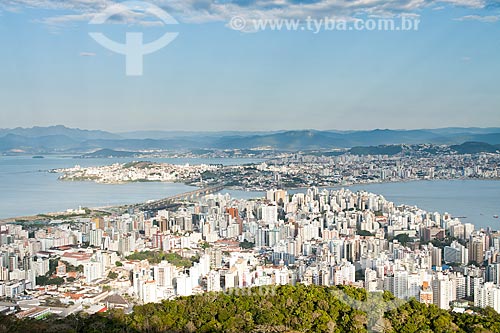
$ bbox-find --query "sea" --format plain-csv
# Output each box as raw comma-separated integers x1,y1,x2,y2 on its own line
1,155,499,230
0,155,261,219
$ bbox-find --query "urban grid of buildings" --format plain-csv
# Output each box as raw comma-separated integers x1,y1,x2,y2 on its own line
55,151,500,190
1,185,500,319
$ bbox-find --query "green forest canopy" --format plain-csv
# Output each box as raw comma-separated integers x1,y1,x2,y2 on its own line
1,284,500,333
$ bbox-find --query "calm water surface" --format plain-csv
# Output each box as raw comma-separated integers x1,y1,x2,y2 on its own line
0,155,263,218
226,181,500,230
1,156,499,230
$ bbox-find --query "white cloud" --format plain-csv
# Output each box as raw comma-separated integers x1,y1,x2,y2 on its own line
1,0,497,28
455,14,500,22
38,9,165,27
39,13,95,26
439,0,486,8
2,0,112,12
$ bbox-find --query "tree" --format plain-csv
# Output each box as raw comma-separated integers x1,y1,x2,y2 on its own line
393,233,411,246
200,241,211,249
3,284,500,332
357,230,374,237
239,241,255,249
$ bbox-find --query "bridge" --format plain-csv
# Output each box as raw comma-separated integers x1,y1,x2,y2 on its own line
134,184,225,211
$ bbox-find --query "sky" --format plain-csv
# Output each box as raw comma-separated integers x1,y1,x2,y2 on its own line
0,0,499,132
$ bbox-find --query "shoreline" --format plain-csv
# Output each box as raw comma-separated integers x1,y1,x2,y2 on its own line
56,175,500,188
222,177,500,192
2,178,500,224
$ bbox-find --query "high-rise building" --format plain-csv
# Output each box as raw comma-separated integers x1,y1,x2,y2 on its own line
464,223,475,239
8,255,18,272
432,275,454,310
266,189,288,205
419,281,433,305
209,248,222,269
422,227,445,242
408,273,422,299
474,282,500,313
449,224,465,239
444,241,468,265
469,238,484,264
393,270,408,300
260,205,278,224
89,229,103,247
83,261,103,283
365,268,378,292
207,271,221,292
486,263,500,285
92,217,105,230
141,280,157,304
153,261,175,288
431,247,442,267
176,273,193,296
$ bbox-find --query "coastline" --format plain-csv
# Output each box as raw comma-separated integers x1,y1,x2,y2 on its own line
3,178,500,225
55,173,500,188
221,177,500,192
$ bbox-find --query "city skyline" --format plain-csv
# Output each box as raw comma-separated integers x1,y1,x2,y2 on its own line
2,1,500,328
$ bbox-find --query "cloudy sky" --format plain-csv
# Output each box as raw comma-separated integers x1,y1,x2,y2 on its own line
0,0,499,131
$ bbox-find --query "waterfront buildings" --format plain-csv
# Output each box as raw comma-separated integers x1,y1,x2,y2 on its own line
1,185,500,317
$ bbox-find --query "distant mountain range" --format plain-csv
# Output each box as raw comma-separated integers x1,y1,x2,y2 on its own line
1,125,500,154
0,125,119,141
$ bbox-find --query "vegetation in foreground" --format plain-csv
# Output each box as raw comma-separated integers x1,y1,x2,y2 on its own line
125,251,197,268
1,284,500,333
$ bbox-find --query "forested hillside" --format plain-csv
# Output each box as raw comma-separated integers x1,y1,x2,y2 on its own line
1,285,499,333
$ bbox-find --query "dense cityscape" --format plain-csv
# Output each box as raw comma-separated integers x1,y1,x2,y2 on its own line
2,0,500,329
2,180,500,324
56,150,500,190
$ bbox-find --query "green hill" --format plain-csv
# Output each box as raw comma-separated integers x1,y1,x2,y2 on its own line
450,142,500,154
81,149,138,158
349,145,403,156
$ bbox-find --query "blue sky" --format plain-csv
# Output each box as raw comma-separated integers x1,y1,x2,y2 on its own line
0,0,499,132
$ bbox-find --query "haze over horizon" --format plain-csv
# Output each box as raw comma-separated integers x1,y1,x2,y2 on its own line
3,121,500,135
3,124,500,134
